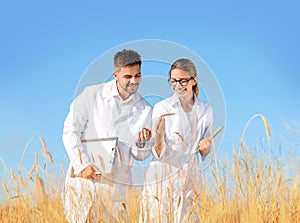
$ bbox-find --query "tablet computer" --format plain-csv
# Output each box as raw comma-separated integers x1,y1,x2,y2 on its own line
81,137,118,174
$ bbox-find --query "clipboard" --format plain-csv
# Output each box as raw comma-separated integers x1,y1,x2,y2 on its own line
81,137,118,174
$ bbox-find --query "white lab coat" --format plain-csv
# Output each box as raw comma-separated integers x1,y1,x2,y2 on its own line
140,93,213,223
62,80,152,223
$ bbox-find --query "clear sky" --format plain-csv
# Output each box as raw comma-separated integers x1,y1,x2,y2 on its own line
1,0,299,174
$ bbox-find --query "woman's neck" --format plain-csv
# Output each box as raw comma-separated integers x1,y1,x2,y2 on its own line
179,94,195,112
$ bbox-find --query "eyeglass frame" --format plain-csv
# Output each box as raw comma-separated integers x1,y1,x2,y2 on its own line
168,77,195,86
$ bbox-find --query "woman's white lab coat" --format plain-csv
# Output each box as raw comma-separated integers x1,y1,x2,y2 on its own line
140,93,213,223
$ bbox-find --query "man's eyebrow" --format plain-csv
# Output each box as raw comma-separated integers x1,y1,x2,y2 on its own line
124,72,141,77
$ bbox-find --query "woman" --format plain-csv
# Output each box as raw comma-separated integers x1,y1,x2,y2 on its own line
140,58,213,223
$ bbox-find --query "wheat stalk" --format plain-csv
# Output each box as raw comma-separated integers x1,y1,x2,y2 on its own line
18,174,26,187
27,153,38,179
11,169,16,181
240,113,271,149
160,113,175,117
98,155,105,171
19,136,54,173
38,136,54,164
2,182,9,195
77,148,83,164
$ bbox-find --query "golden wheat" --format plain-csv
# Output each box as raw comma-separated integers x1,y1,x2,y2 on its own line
1,151,299,222
1,117,299,222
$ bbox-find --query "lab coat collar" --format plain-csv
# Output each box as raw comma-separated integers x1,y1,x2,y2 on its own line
101,80,137,102
168,93,181,106
112,80,120,97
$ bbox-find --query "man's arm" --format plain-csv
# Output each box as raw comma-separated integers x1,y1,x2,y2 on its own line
62,89,93,175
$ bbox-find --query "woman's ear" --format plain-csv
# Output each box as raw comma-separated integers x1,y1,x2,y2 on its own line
193,77,198,85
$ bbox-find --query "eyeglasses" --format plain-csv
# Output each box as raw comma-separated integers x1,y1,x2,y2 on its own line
168,77,194,86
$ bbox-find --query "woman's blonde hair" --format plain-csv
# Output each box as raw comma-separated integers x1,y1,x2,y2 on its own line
169,58,199,96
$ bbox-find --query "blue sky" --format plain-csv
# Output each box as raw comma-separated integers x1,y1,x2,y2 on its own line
0,0,299,173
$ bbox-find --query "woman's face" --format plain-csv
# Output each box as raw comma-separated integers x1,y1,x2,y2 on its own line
169,68,197,98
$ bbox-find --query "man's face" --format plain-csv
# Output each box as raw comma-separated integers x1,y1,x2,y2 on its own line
114,64,141,100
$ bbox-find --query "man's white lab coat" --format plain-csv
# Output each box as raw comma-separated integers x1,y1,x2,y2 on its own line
62,80,152,222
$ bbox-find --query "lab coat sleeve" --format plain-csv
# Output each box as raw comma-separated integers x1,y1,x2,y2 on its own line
203,105,213,138
130,141,152,161
62,88,93,175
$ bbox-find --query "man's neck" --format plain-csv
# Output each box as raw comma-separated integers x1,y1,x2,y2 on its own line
118,90,129,101
117,86,132,101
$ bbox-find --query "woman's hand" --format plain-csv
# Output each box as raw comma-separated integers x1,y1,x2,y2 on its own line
198,137,212,157
154,117,165,157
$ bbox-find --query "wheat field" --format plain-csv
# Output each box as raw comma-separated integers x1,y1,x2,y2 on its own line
0,115,299,222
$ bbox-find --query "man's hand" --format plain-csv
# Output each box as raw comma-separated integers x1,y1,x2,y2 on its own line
198,138,212,157
136,128,152,148
81,165,97,180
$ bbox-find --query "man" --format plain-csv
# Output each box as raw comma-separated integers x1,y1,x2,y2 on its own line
62,49,152,222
